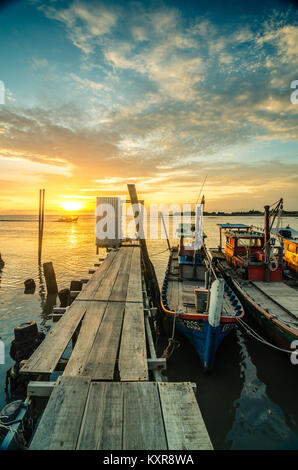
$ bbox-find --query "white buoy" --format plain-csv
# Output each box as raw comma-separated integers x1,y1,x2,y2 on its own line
208,279,224,327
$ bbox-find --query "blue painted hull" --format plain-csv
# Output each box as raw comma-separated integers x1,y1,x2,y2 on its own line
167,314,235,371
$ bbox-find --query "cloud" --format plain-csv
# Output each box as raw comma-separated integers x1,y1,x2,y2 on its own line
1,1,297,210
41,0,119,54
0,153,73,183
31,57,49,70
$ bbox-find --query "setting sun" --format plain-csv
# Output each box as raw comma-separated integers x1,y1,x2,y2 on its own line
60,201,84,212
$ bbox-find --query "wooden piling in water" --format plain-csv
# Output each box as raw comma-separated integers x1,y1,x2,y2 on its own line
38,189,45,262
43,261,58,295
58,288,70,307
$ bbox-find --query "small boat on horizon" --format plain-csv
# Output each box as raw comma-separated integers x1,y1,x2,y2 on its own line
57,215,79,222
161,220,244,372
210,199,298,352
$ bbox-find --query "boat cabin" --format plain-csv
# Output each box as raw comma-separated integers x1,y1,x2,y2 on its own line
176,223,206,280
217,223,283,282
273,226,298,273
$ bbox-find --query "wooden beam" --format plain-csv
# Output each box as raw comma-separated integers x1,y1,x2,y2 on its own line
147,358,166,371
20,301,89,375
27,381,56,397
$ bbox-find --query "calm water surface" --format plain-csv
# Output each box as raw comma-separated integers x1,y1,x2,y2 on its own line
0,214,298,450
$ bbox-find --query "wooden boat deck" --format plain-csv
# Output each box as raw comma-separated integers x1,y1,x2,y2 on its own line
167,251,235,316
251,281,298,320
21,246,148,381
29,376,213,450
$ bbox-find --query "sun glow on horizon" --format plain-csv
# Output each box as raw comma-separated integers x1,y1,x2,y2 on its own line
60,201,84,212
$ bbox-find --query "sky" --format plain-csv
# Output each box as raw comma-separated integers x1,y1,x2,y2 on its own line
0,0,297,213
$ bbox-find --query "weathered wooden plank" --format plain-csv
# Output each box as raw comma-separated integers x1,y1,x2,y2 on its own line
119,302,148,381
92,248,125,300
109,247,133,301
119,246,147,381
126,247,143,303
158,382,213,450
63,301,108,376
123,382,167,450
76,250,118,300
30,376,91,450
20,301,89,375
77,382,123,450
81,301,125,380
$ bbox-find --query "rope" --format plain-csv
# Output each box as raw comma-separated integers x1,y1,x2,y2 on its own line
161,310,181,359
236,317,295,354
150,248,169,257
0,423,26,447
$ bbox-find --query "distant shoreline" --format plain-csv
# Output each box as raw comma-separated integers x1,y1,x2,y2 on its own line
0,211,297,219
172,211,298,217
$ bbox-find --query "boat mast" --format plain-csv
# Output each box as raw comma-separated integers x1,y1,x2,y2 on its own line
264,205,271,282
264,198,283,282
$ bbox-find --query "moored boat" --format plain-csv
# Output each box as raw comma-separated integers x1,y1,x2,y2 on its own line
57,215,79,222
271,225,298,274
210,199,298,351
161,221,244,372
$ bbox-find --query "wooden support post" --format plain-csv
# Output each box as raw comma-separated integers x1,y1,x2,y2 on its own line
43,262,58,295
38,189,45,263
58,288,70,307
70,280,83,291
70,290,80,301
127,184,161,311
147,358,166,371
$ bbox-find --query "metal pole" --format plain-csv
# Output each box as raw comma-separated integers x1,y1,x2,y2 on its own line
160,212,171,251
264,204,270,282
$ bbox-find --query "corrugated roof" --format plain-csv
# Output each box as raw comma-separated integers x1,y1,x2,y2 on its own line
217,223,250,229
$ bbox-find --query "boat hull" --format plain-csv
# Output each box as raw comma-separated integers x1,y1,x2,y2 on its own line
223,274,298,351
164,313,235,371
161,248,244,371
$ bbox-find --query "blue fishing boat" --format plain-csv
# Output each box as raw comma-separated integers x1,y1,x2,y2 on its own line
161,222,244,371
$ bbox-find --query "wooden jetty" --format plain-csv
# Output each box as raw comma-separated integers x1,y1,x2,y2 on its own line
20,246,213,450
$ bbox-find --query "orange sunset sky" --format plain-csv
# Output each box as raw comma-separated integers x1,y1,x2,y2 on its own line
0,0,297,214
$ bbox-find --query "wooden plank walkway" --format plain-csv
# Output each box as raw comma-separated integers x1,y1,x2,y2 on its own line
21,247,148,381
30,377,213,450
23,244,213,451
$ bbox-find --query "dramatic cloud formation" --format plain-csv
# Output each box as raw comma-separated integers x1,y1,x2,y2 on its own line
0,0,297,212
